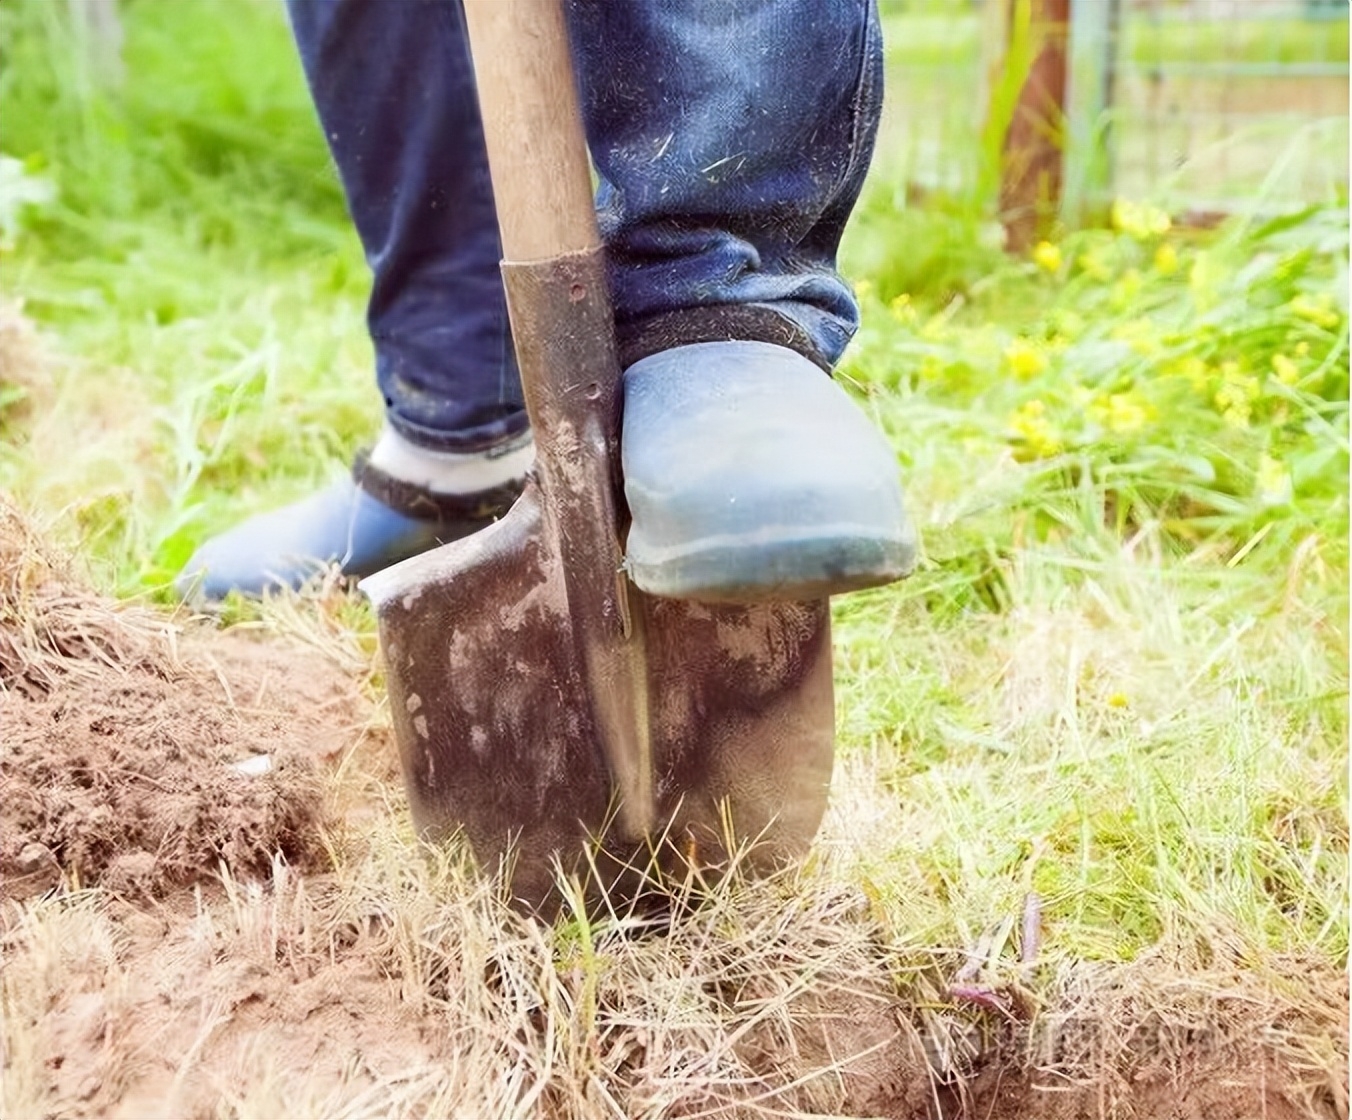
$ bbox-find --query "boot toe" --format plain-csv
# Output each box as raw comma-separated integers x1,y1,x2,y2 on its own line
622,341,916,602
175,478,443,602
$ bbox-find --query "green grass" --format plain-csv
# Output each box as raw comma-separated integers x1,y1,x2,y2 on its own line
881,12,982,68
0,0,371,591
1,0,1347,981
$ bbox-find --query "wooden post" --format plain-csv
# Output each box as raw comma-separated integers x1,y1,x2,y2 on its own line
999,0,1070,252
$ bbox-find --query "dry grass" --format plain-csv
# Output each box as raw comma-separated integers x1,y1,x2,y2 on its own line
0,498,174,696
3,814,1345,1120
1028,937,1349,1119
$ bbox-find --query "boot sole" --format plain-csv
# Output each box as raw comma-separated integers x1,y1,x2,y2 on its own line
625,526,916,603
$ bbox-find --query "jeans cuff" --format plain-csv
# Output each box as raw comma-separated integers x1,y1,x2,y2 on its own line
616,305,834,374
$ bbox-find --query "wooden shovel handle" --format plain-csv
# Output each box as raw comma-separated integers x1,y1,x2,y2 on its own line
464,0,655,840
462,0,599,261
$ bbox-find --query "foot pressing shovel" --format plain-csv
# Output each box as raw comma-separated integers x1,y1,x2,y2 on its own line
361,0,835,913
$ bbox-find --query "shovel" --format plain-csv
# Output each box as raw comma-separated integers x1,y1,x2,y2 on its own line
360,0,835,913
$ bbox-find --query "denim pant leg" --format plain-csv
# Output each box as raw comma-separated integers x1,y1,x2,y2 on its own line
567,0,883,371
287,0,879,452
286,0,527,453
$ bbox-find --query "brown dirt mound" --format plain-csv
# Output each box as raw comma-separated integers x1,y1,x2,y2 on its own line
0,501,362,899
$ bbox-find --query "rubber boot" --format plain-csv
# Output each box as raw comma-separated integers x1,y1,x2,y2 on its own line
176,436,529,602
621,341,916,602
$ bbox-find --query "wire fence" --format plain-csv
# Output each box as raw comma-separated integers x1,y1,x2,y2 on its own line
876,0,1349,219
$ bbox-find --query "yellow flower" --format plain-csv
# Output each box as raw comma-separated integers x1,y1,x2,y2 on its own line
1256,454,1292,506
1290,293,1340,330
1033,240,1063,273
1107,692,1130,709
1111,199,1172,240
1050,309,1086,340
1102,392,1152,434
1153,242,1179,275
1271,353,1301,386
1089,390,1149,433
1077,246,1113,283
1009,399,1063,459
889,293,917,323
1175,355,1210,393
1110,268,1144,311
1110,316,1160,355
1005,338,1048,380
1189,252,1223,309
920,317,949,341
1214,364,1261,428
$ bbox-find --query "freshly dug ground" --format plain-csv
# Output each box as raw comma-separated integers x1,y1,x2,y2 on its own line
0,501,1346,1119
0,503,349,901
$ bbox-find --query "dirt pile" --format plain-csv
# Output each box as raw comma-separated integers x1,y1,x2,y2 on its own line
7,850,1344,1120
0,501,359,899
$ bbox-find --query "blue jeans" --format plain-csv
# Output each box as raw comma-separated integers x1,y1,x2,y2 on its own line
286,0,883,453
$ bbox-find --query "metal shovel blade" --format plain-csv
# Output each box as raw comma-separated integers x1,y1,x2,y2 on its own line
363,492,834,912
361,251,835,914
361,0,837,913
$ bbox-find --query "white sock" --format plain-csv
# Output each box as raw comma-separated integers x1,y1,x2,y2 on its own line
367,425,534,495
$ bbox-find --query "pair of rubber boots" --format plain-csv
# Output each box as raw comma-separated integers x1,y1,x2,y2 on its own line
176,342,917,604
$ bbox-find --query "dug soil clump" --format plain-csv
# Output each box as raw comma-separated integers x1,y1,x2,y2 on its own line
0,501,361,899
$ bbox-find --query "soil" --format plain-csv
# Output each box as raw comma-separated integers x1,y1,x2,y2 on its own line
938,1069,1318,1120
0,501,362,902
1,630,360,900
1,501,1345,1119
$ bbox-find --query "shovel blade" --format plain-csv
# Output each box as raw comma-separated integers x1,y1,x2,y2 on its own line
636,593,834,871
363,483,834,912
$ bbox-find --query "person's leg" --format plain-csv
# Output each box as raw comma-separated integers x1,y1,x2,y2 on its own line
290,0,524,452
182,0,913,603
178,0,530,601
568,0,915,599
